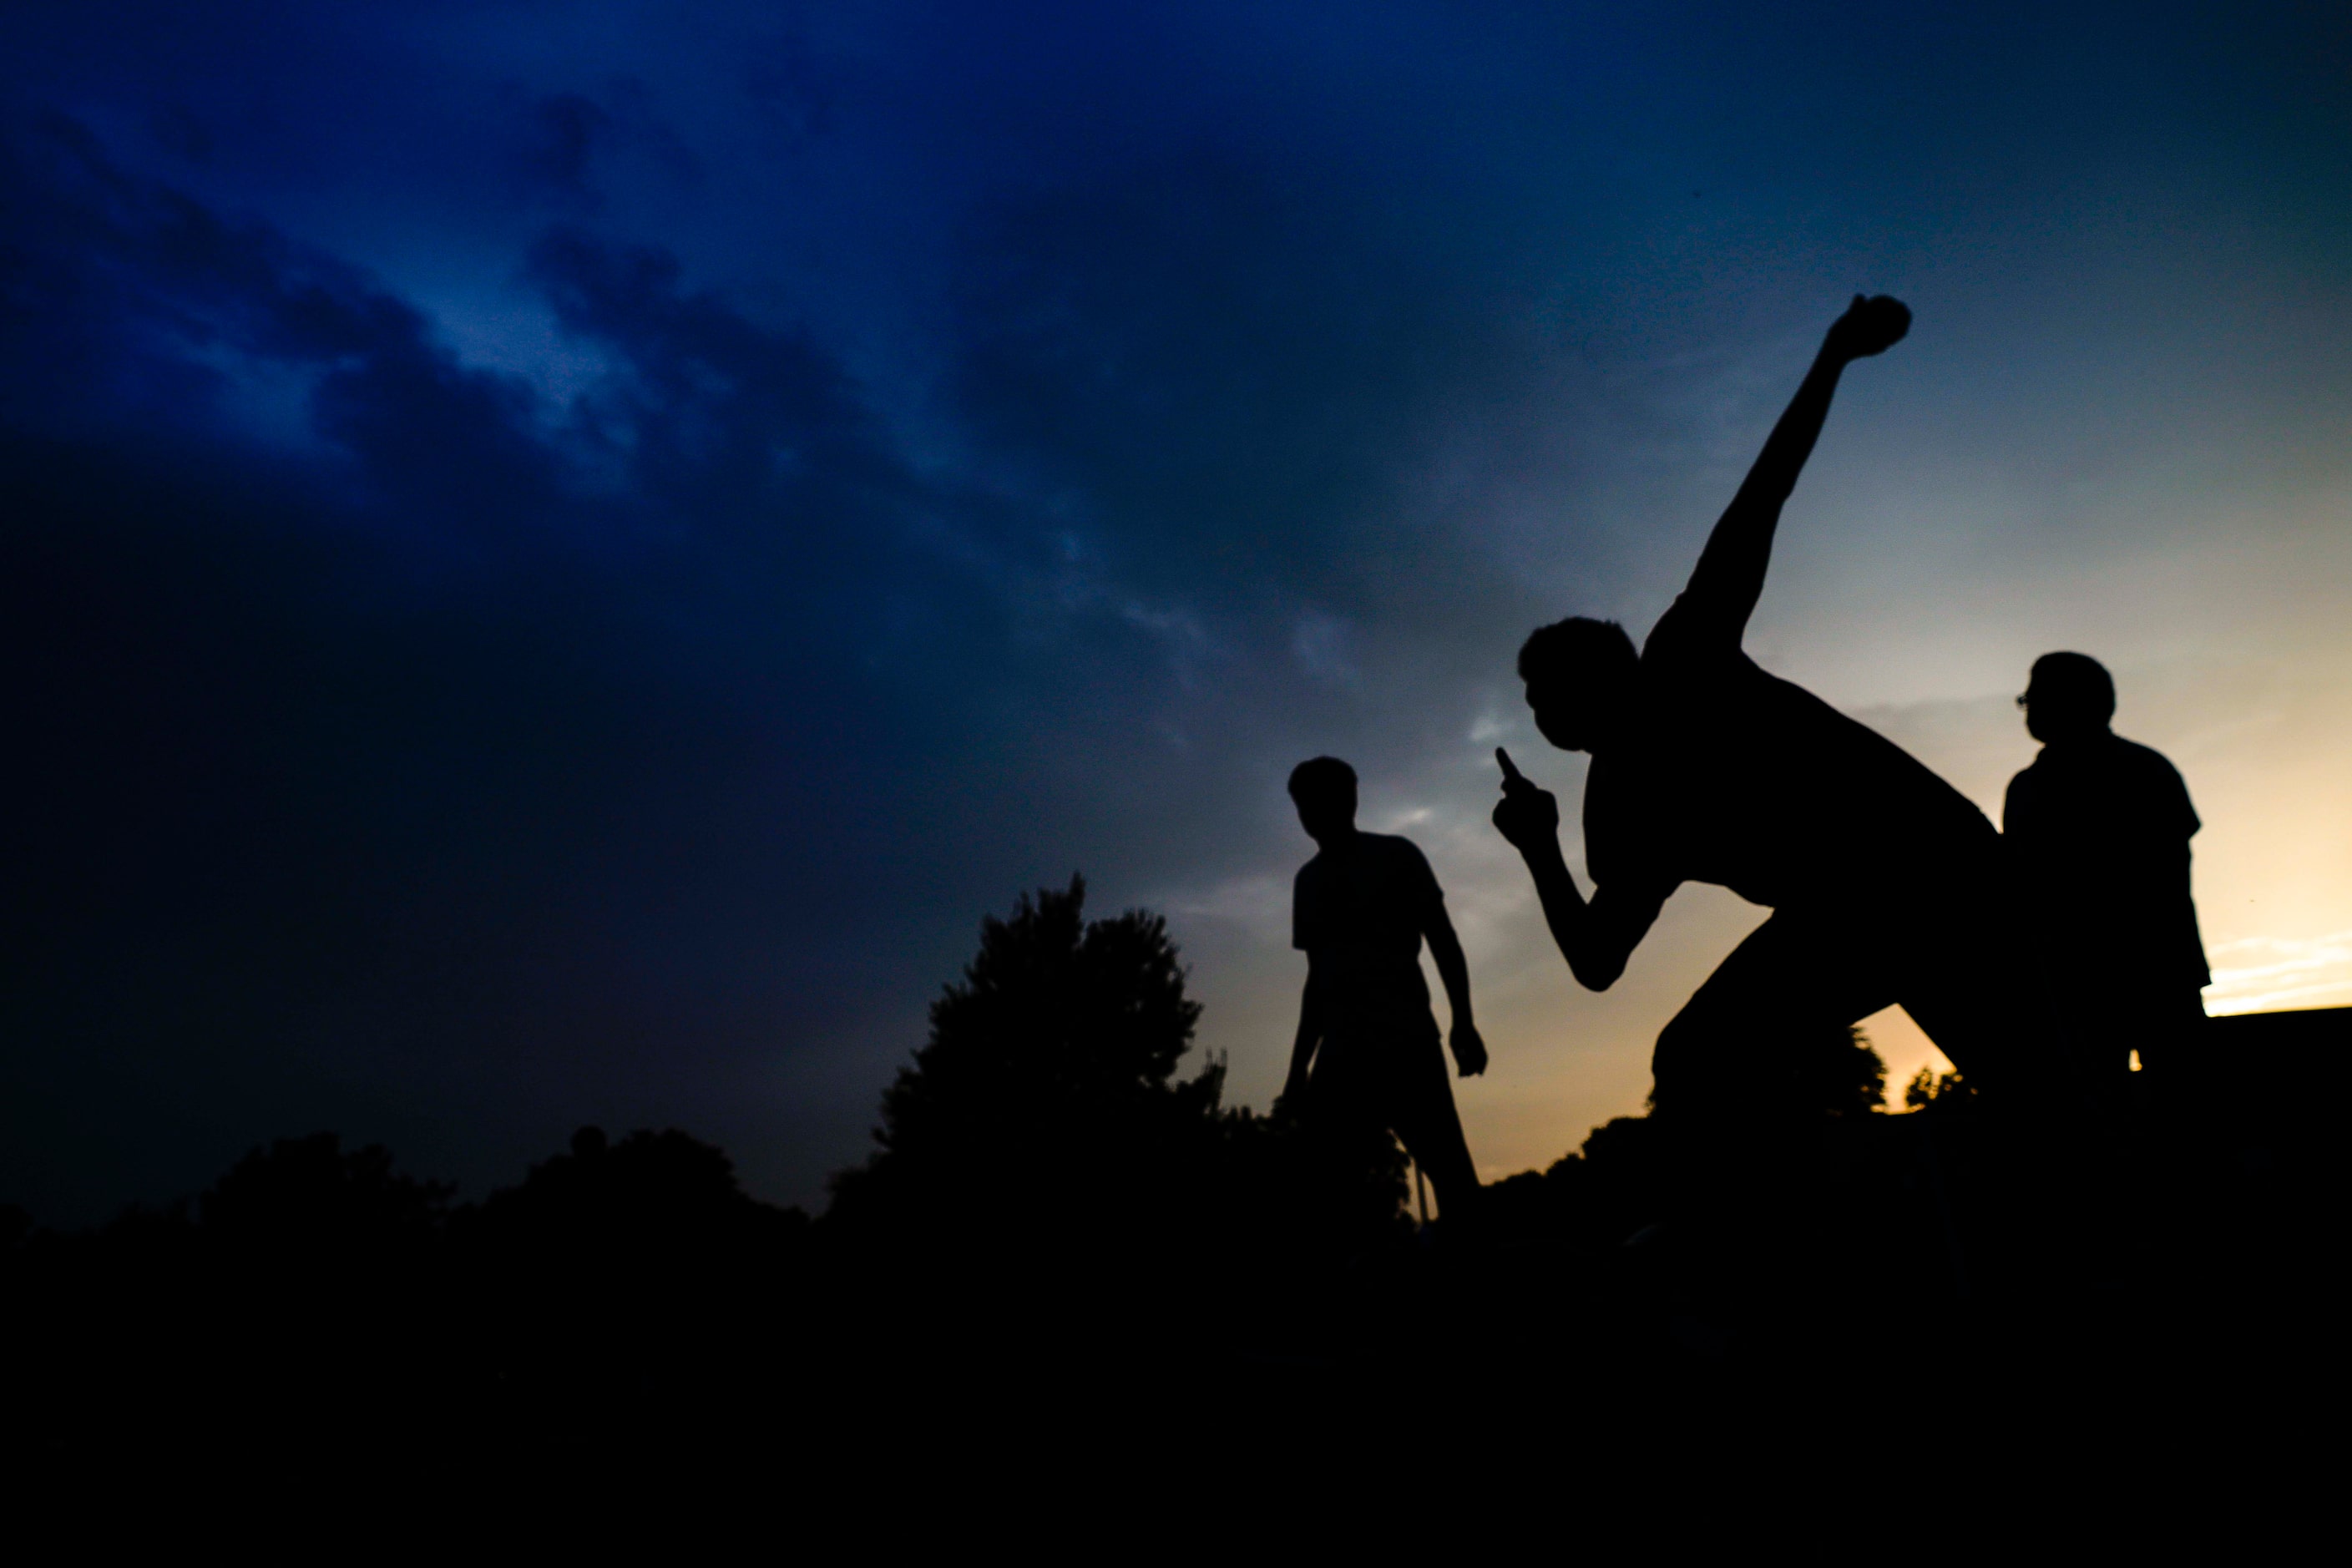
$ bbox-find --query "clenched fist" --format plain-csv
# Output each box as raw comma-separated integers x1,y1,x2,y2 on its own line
1825,294,1910,362
1491,746,1559,855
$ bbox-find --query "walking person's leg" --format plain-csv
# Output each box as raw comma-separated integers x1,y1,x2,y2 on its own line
1384,1036,1482,1222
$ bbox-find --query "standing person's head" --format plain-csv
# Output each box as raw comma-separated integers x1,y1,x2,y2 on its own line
2019,652,2115,744
1517,617,1638,753
1287,756,1358,847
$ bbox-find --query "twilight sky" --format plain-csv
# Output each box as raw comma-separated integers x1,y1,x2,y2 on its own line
6,2,2349,1221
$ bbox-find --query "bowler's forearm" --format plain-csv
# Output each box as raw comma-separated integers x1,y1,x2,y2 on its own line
1521,838,1625,990
1523,837,1585,938
1737,345,1848,513
1683,347,1849,631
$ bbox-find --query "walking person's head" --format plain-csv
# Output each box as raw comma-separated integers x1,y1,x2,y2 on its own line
2019,651,2115,744
1517,617,1637,754
1287,756,1358,847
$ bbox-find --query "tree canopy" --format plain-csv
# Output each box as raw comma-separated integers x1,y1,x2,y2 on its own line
827,875,1227,1248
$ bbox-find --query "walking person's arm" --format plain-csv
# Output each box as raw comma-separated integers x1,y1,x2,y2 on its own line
1282,959,1326,1105
1676,296,1910,649
1423,906,1488,1077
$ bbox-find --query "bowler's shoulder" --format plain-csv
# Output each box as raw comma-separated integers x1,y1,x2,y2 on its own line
1641,594,1757,678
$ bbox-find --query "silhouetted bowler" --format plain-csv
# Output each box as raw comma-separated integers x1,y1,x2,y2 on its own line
1286,756,1486,1219
2005,652,2209,1082
1492,296,2041,1116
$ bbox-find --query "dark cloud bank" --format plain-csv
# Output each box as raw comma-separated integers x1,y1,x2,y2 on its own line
3,109,931,1212
0,73,1550,1220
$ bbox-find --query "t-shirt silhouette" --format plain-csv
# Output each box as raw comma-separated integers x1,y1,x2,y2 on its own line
1292,833,1443,1043
2005,733,2209,994
1585,593,1997,913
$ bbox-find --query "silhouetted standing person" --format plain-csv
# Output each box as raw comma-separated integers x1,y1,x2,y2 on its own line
1491,296,2045,1125
2005,653,2209,1085
1285,757,1487,1221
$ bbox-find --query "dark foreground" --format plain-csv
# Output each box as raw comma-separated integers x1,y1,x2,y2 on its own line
3,1013,2339,1503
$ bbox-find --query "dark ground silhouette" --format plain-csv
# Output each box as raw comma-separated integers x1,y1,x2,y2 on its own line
3,877,2338,1490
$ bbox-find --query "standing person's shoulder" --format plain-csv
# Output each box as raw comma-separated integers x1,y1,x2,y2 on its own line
2000,762,2031,833
2110,734,2185,781
1293,849,1330,950
2112,735,2200,832
1367,832,1444,900
2004,745,2051,807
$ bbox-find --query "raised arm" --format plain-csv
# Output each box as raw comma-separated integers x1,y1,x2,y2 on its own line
1677,296,1910,648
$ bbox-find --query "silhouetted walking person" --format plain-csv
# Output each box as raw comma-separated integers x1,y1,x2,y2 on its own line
1285,756,1486,1221
2004,653,2209,1085
1492,296,2044,1120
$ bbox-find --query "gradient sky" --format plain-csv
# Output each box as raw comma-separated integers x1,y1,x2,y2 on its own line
6,2,2349,1221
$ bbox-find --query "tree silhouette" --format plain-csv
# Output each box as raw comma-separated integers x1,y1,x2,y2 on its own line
467,1125,804,1257
1801,1024,1889,1118
1905,1066,1973,1109
200,1132,452,1263
827,875,1226,1253
456,1126,810,1404
1663,1023,1889,1122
